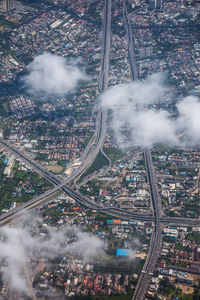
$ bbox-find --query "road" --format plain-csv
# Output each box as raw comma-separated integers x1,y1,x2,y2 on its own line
133,148,162,300
2,0,198,230
0,0,199,277
122,3,162,299
122,2,200,298
3,138,199,226
122,0,138,81
1,140,200,226
0,4,112,299
130,23,200,30
1,1,199,299
99,0,111,93
65,110,107,184
0,0,111,224
0,0,112,220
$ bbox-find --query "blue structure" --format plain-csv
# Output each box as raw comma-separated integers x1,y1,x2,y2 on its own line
3,158,8,164
116,249,130,257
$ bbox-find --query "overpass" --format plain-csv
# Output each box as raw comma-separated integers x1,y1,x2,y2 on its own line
122,2,164,299
0,0,112,225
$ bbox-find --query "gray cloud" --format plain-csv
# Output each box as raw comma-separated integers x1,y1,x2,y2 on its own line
23,53,88,96
101,73,200,148
0,221,104,295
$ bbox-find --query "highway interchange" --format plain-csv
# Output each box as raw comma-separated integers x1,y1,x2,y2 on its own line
122,3,165,296
0,0,200,299
133,148,162,300
0,0,112,224
122,1,199,298
122,1,165,297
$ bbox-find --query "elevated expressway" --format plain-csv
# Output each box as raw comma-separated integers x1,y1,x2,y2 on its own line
1,132,199,226
122,1,200,299
0,2,199,300
0,0,111,224
0,0,199,231
123,1,163,298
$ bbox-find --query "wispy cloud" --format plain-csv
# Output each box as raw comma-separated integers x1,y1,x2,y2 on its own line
0,219,104,295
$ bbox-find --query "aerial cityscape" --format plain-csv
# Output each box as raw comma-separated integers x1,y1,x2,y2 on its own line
0,0,200,299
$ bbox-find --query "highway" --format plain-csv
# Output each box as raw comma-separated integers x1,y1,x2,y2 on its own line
65,110,107,184
0,139,198,225
0,139,200,226
1,0,151,227
3,138,199,226
0,4,112,300
58,0,111,181
122,3,163,299
130,23,200,30
0,0,199,276
0,2,199,300
122,0,138,81
0,0,112,224
122,2,199,298
133,148,162,300
99,0,111,93
1,0,200,230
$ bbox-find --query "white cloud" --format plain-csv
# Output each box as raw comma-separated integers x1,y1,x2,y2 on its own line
177,96,200,145
101,73,167,110
23,53,88,96
101,73,200,148
130,109,178,147
101,73,177,148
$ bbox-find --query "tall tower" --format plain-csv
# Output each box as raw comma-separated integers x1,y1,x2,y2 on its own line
0,0,15,12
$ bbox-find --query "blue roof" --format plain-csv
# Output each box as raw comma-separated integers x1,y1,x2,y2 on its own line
116,249,130,257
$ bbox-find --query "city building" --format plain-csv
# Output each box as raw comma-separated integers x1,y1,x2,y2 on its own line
155,0,163,9
148,0,163,10
0,0,15,12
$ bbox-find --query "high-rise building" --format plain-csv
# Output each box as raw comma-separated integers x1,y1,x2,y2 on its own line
0,0,15,12
148,0,154,10
139,47,153,58
155,0,163,9
0,0,7,12
148,0,163,10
